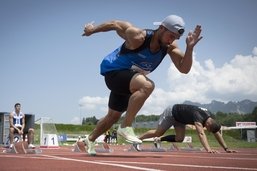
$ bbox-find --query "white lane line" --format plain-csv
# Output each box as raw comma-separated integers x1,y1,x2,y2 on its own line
0,154,163,171
145,153,257,161
2,152,257,170
40,154,164,171
101,160,257,171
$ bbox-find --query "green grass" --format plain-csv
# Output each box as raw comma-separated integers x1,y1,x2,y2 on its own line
33,124,257,148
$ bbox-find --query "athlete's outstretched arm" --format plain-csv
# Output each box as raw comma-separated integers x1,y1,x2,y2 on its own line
194,122,218,153
213,132,237,153
168,25,202,74
82,20,131,37
82,20,145,49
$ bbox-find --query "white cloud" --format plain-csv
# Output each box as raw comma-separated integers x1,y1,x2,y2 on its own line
78,96,108,118
253,47,257,56
141,46,257,114
70,116,81,125
79,47,257,117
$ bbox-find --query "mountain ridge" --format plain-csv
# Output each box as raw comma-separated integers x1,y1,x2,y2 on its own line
183,99,257,114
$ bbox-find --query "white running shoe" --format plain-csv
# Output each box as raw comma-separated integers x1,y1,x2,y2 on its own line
132,143,142,151
28,144,36,149
154,137,161,149
84,136,96,156
9,144,14,149
117,126,142,144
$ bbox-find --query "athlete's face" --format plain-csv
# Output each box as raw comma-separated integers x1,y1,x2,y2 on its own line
15,105,21,112
158,27,179,47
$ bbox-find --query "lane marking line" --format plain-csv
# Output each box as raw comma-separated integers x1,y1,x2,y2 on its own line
40,154,164,171
101,160,257,171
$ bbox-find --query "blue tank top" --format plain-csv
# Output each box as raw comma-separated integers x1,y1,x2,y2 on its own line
100,29,167,75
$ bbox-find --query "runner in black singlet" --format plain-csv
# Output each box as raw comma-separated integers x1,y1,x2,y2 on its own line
136,104,237,153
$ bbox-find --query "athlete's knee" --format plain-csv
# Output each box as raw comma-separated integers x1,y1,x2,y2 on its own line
146,79,155,91
141,79,155,96
106,109,122,122
28,128,34,134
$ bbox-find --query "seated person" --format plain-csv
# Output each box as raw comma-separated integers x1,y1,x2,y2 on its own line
135,104,237,153
9,103,35,149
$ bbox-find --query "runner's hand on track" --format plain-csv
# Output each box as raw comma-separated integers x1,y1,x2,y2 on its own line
225,148,237,153
207,149,219,153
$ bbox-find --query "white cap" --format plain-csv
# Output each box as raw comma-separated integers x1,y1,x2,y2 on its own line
154,15,185,37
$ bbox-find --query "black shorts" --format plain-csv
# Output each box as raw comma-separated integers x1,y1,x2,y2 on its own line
104,70,138,112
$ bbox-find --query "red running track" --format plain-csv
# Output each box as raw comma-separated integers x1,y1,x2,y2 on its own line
1,145,257,171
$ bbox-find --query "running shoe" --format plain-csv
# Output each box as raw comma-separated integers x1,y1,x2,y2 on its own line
117,126,142,144
132,143,142,152
28,144,36,149
84,136,96,156
154,137,161,149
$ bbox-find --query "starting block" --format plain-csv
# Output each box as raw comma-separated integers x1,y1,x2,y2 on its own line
170,143,203,151
95,142,113,153
169,136,203,151
127,136,203,152
72,141,113,153
72,141,86,152
3,141,42,154
126,138,166,152
128,144,166,152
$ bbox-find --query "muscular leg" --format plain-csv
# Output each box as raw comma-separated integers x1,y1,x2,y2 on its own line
88,108,121,142
159,127,185,142
139,125,167,140
121,74,154,127
9,127,15,145
27,128,34,144
174,126,186,142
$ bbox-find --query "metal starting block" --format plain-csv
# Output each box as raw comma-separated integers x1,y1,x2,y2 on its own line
72,141,113,153
127,136,203,152
169,136,203,152
3,141,42,154
127,143,166,152
72,141,86,152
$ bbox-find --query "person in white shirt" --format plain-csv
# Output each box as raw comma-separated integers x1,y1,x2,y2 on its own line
9,103,35,149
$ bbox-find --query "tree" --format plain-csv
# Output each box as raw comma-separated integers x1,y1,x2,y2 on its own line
82,116,99,125
215,111,243,126
252,106,257,122
244,106,257,122
135,114,159,122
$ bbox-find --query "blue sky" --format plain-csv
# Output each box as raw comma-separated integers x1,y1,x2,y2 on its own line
1,0,257,124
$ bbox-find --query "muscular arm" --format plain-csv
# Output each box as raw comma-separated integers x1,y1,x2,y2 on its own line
194,122,215,153
213,132,237,153
168,25,202,74
21,115,25,132
167,43,193,74
82,20,145,49
83,20,132,37
9,113,15,129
